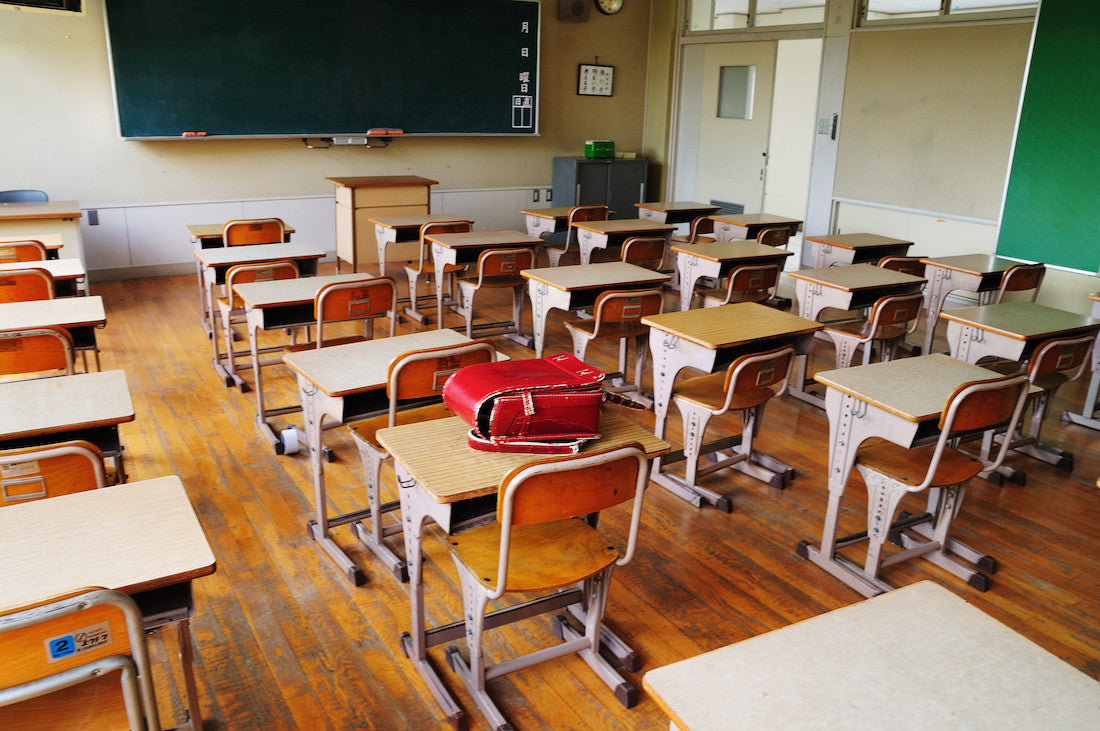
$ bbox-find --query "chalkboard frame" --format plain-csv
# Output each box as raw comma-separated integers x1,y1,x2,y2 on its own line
103,0,541,140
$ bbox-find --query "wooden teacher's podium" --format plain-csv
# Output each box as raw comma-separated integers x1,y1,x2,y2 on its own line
326,175,437,273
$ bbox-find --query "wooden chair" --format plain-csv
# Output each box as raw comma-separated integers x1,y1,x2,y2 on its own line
403,221,472,325
669,215,716,245
563,289,664,402
980,333,1096,482
347,340,495,583
756,226,791,248
546,205,609,267
0,440,106,505
221,217,288,246
835,374,1029,593
698,263,781,308
878,255,925,277
214,260,299,387
990,262,1045,304
619,235,669,272
445,443,651,730
286,275,397,352
0,267,54,303
453,247,535,340
0,239,48,263
0,327,74,381
821,292,924,369
670,345,797,511
0,587,160,730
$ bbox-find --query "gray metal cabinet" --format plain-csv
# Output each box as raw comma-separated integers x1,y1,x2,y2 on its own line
552,157,648,218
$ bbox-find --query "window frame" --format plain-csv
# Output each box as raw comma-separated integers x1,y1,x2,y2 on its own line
857,1,1037,28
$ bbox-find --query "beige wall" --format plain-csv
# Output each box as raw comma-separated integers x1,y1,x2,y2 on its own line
0,0,654,205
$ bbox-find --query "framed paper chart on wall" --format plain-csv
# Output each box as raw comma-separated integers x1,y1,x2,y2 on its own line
578,63,614,96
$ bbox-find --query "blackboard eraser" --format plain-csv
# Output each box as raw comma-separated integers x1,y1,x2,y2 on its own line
367,127,404,136
181,131,208,137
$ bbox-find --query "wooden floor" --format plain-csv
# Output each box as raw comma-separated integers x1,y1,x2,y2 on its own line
86,265,1098,730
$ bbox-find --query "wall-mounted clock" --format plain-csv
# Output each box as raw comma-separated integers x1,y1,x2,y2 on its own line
594,0,624,15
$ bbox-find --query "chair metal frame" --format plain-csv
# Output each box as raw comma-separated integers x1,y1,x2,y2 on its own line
453,247,535,343
619,235,669,272
403,221,472,325
347,340,496,583
221,217,288,246
444,444,650,730
0,440,106,505
0,239,48,264
546,205,609,268
821,291,924,369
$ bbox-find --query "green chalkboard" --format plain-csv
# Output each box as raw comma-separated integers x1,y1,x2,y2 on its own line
104,0,539,138
997,0,1100,274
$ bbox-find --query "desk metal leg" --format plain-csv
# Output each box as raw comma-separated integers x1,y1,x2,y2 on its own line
1062,370,1100,431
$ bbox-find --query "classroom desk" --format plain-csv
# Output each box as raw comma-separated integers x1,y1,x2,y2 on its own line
571,218,675,265
672,240,793,311
522,262,671,358
918,254,1017,355
709,213,802,242
368,213,473,278
281,329,485,585
796,354,1002,597
0,200,84,262
0,258,86,297
634,201,720,225
940,301,1100,365
328,175,437,273
521,206,573,237
375,412,670,727
802,232,914,269
193,242,324,384
427,228,542,338
790,263,926,323
185,222,296,335
643,303,822,510
0,475,218,730
0,295,106,371
1063,291,1100,431
643,580,1100,731
232,273,377,452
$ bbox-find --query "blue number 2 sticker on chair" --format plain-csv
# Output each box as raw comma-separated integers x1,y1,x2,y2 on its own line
47,635,76,660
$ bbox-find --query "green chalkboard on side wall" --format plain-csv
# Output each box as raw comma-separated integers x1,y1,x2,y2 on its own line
997,0,1100,274
104,0,539,138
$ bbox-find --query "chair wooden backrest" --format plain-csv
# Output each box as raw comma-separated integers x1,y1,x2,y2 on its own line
0,240,48,263
756,227,790,248
221,218,288,246
315,276,397,345
386,340,495,421
566,205,610,243
488,443,649,598
721,345,796,408
878,255,925,277
0,587,159,730
0,440,106,505
588,289,664,329
993,263,1045,304
471,248,535,285
0,327,74,379
620,236,667,271
865,292,924,339
673,215,716,244
410,221,473,275
0,267,54,303
724,263,781,302
222,260,299,310
1026,334,1095,388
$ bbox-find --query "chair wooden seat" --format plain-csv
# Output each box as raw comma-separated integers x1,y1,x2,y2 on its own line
449,517,618,592
672,370,775,412
823,319,909,341
856,437,983,487
560,317,648,341
349,402,453,449
284,334,367,353
820,291,923,369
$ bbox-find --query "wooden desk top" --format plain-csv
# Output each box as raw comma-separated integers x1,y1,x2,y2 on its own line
521,262,670,291
815,354,998,423
376,412,669,504
0,201,82,221
366,213,473,230
426,230,542,249
325,175,439,188
643,303,821,349
709,213,802,228
788,263,925,291
939,302,1100,341
670,240,794,262
643,581,1100,730
282,329,475,398
0,370,134,441
635,201,720,215
234,273,374,309
0,259,85,280
0,476,216,611
520,206,573,220
570,218,675,235
0,233,63,249
918,253,1017,274
193,242,324,267
0,295,105,330
186,223,296,240
803,233,913,249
